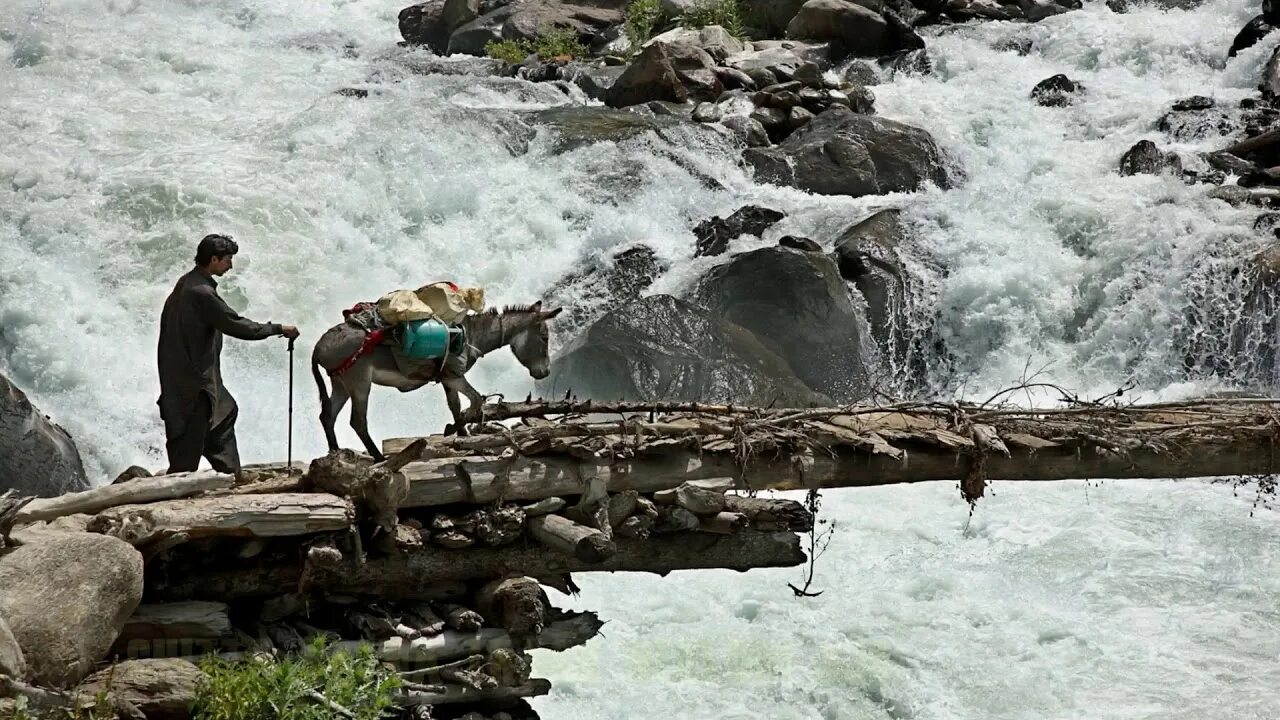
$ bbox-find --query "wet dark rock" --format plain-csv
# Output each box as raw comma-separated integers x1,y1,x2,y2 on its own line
744,106,952,197
0,374,88,499
695,246,869,402
693,205,787,257
1031,74,1084,107
543,294,831,406
1119,140,1183,176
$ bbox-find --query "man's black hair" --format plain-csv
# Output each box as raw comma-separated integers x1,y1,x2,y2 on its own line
195,234,239,266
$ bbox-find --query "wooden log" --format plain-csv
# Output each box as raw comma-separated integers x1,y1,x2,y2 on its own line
723,495,812,532
15,470,234,525
520,497,566,517
400,679,551,706
674,483,727,515
116,602,232,642
404,603,447,637
606,491,638,527
353,612,601,665
147,532,805,600
85,494,354,545
527,514,615,563
700,512,748,534
438,604,484,632
475,577,547,637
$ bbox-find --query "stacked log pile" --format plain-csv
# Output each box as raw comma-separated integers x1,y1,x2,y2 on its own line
7,395,1277,716
4,427,815,718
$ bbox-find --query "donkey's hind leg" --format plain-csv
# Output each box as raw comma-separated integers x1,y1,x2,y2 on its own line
345,366,386,462
321,380,350,452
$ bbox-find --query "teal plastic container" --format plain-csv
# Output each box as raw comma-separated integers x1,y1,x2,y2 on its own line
401,318,452,360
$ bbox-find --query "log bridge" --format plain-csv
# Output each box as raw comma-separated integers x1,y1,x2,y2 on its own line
3,397,1276,718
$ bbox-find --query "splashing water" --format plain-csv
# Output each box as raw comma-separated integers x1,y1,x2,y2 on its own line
3,0,1280,716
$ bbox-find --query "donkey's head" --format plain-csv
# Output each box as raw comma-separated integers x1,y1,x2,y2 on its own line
507,301,562,380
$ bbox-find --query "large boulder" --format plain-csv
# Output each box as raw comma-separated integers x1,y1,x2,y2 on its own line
644,26,745,62
447,0,626,54
0,533,144,687
0,373,88,499
399,0,450,52
542,294,831,406
695,246,868,402
605,41,723,108
786,0,889,59
1230,15,1277,58
833,209,907,352
1030,74,1084,107
0,615,26,681
77,659,204,720
744,106,952,197
545,245,667,335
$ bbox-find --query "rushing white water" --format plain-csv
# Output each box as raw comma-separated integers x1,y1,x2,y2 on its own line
3,0,1280,716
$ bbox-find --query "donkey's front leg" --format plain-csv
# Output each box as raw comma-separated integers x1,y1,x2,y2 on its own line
442,375,484,436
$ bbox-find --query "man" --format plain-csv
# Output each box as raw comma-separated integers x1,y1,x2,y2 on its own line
157,234,300,474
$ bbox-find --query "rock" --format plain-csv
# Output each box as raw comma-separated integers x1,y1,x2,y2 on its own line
1119,140,1183,176
529,105,710,152
788,105,816,128
1229,15,1276,58
786,0,889,60
0,373,89,499
542,294,831,406
0,615,26,682
843,60,880,85
878,47,930,77
1203,151,1257,177
724,41,834,76
695,246,868,401
692,102,724,123
447,8,510,55
0,533,144,687
502,0,628,47
694,205,786,256
1264,45,1280,99
77,660,203,720
545,245,667,334
1157,104,1238,141
1021,0,1071,20
744,106,951,197
399,0,450,52
661,0,703,14
1107,0,1201,9
716,66,757,90
751,105,789,140
1172,95,1214,111
721,114,771,146
1208,184,1252,206
646,26,745,62
606,41,723,108
994,35,1034,55
1030,74,1083,107
564,64,625,101
832,208,909,356
830,86,875,113
744,66,779,88
443,0,484,34
780,235,822,251
740,0,821,34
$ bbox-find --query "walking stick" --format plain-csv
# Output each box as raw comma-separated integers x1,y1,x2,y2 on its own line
287,336,296,475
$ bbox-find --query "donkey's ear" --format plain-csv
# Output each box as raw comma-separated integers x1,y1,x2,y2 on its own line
530,300,543,312
541,307,563,320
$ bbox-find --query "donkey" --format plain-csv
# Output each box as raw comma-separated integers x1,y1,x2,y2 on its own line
311,302,562,461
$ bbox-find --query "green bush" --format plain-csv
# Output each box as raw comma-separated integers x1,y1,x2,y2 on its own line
677,0,745,38
2,689,114,719
192,637,400,720
625,0,665,49
485,27,589,63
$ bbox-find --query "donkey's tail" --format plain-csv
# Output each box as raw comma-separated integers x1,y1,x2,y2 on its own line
312,359,331,412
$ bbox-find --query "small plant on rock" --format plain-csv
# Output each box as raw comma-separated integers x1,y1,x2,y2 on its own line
677,0,746,38
625,0,665,49
485,27,589,64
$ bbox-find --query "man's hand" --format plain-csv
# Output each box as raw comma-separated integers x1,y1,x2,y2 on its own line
281,325,300,340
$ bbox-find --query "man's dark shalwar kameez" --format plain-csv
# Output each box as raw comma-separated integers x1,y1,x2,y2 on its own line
157,268,282,474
